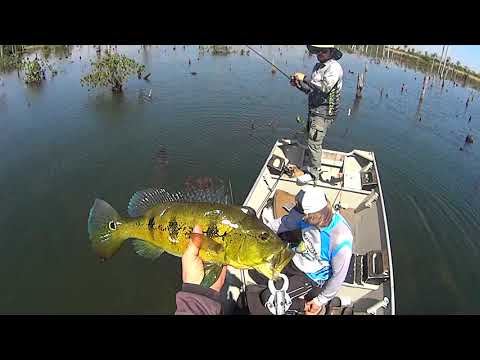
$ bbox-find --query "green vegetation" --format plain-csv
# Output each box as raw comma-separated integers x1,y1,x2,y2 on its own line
22,58,43,84
338,45,480,90
211,45,231,55
21,57,57,84
80,50,145,92
0,45,68,75
0,53,22,72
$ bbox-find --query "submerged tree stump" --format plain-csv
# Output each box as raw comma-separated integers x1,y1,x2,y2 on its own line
420,75,428,101
356,73,364,98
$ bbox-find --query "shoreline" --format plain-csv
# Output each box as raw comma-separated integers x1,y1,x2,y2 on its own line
388,48,480,82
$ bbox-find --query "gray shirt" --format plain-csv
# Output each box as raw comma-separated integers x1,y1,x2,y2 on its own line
297,59,343,118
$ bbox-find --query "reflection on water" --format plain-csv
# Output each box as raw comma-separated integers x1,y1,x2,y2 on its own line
0,45,479,314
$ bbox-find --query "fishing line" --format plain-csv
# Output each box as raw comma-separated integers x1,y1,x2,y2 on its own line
244,45,292,81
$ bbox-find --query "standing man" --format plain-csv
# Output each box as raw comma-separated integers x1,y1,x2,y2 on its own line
291,45,343,184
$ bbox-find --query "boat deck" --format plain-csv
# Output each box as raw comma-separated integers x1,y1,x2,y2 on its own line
224,139,395,315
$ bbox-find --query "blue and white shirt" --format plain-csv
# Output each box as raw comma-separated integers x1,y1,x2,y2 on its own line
263,209,353,306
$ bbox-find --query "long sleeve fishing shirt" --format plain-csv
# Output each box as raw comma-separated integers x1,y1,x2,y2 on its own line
175,284,223,315
296,59,343,118
263,209,353,306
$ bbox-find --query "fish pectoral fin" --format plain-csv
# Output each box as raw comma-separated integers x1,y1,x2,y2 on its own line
131,239,165,260
200,263,223,288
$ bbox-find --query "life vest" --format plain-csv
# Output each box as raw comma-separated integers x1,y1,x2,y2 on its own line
308,59,343,119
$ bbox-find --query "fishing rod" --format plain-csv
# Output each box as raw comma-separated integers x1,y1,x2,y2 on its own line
245,45,292,81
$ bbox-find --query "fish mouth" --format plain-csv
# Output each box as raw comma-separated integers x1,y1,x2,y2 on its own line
272,247,295,277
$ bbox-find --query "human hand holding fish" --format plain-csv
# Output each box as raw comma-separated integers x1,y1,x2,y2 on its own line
182,224,228,292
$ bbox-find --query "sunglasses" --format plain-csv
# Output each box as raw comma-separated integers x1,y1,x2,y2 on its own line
316,49,331,54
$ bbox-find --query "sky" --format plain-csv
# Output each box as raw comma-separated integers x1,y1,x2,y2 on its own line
412,45,480,73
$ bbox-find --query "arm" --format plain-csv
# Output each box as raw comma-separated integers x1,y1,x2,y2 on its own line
175,284,223,315
314,247,352,306
300,62,341,95
175,225,227,315
295,79,312,94
262,207,303,234
302,71,339,94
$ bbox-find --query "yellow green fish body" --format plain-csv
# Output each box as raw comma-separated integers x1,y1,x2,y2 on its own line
88,188,294,283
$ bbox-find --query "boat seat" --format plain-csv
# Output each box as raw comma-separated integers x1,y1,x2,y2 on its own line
343,156,362,190
273,189,302,244
273,189,296,219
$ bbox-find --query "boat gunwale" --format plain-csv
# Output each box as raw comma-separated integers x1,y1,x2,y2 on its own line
371,152,396,315
243,140,279,207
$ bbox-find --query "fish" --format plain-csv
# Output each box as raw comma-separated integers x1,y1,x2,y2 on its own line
88,187,294,287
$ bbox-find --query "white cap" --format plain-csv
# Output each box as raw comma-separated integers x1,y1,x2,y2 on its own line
296,186,328,214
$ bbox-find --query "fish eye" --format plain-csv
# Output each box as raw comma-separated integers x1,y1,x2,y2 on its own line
108,221,117,231
260,232,269,241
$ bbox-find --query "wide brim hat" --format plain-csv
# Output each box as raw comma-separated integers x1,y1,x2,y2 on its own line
307,45,343,60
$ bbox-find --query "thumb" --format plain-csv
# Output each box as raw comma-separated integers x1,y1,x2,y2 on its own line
185,224,204,257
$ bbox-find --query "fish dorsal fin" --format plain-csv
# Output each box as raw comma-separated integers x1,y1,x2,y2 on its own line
131,239,165,260
128,188,184,217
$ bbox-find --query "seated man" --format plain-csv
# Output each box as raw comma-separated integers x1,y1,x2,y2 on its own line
256,186,353,314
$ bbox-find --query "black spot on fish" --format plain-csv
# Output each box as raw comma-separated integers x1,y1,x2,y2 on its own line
148,217,155,230
168,218,180,238
259,232,269,241
206,223,219,238
184,227,194,238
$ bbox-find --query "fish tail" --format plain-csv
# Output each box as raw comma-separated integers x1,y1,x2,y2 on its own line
88,199,127,260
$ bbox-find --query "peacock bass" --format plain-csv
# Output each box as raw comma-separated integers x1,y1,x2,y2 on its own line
88,188,294,286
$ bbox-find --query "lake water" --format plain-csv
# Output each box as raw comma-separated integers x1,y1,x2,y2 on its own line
0,45,479,314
